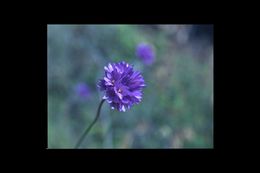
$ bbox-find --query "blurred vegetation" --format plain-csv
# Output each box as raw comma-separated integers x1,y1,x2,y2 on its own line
48,24,213,148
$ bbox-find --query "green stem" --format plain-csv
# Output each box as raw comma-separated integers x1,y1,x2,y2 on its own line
75,99,105,148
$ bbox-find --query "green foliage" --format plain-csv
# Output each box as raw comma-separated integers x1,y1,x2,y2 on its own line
48,25,213,148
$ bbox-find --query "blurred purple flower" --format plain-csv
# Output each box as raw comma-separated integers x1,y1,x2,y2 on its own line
97,61,145,112
136,43,155,65
75,83,90,99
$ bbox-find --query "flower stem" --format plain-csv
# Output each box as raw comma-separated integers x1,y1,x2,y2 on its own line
75,99,105,148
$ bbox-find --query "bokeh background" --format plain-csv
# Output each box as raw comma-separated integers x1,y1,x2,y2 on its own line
48,24,213,148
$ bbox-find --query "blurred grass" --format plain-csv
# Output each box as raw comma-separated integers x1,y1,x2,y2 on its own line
48,24,213,148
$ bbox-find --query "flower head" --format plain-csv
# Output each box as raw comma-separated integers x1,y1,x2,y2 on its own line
97,61,145,112
136,43,155,65
75,83,90,99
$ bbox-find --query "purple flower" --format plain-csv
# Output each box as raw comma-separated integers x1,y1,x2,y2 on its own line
136,43,155,65
97,62,145,112
75,83,90,99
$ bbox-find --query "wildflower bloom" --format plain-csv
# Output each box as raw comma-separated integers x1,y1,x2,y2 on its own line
75,83,90,99
97,61,145,112
136,43,155,65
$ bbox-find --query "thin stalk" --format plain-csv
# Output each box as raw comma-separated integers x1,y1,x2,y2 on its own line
75,99,105,148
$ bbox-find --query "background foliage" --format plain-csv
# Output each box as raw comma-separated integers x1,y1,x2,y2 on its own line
48,25,213,148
